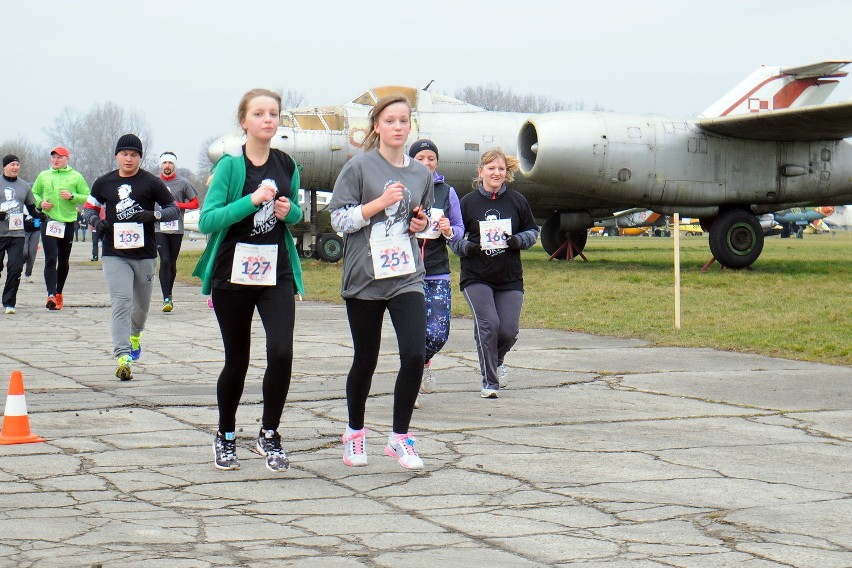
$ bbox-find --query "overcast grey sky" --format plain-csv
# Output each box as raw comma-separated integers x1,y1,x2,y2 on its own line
3,0,851,173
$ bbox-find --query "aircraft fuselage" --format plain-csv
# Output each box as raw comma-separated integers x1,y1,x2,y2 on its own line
518,111,852,218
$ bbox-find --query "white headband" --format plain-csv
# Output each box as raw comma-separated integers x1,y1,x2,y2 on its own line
160,152,177,165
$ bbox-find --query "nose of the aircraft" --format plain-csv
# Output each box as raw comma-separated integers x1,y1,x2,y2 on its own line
206,132,245,164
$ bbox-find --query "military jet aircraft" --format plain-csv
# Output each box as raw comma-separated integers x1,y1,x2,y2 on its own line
823,204,852,230
770,206,834,237
518,60,852,268
208,61,852,268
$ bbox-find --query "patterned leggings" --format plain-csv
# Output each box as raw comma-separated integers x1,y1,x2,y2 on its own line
424,278,452,363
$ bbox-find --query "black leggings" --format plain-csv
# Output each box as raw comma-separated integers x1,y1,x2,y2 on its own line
155,232,183,300
212,281,295,433
40,221,74,295
344,292,425,434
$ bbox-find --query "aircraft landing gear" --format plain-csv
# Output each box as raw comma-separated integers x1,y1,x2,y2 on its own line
706,208,764,269
541,214,589,260
317,233,344,262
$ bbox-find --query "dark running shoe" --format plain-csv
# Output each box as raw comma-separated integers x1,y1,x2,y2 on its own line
255,429,290,472
214,432,240,470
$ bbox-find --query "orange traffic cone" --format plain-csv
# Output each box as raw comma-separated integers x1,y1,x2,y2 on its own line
0,371,45,445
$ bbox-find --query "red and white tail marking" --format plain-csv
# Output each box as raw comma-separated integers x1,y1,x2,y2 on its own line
700,61,850,118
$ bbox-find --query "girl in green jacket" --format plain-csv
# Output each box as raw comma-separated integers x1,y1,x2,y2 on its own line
193,88,303,473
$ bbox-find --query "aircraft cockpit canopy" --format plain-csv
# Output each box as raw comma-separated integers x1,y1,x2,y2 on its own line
352,86,418,108
281,107,345,132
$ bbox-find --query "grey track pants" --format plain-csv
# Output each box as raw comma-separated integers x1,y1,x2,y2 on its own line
102,256,157,358
462,283,524,390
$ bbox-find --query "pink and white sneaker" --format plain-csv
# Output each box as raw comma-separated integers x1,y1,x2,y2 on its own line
342,429,368,467
385,433,424,470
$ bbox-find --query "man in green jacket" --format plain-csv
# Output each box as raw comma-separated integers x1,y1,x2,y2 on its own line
31,146,90,310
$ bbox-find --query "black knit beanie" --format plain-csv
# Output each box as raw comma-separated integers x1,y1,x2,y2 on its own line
2,155,19,167
115,134,144,157
408,139,439,160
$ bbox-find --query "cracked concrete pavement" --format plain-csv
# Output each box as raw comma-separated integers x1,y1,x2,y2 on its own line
0,238,850,567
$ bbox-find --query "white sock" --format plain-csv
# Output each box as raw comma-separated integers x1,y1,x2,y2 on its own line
345,426,362,437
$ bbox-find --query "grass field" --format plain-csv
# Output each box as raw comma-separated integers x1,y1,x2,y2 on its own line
177,231,852,367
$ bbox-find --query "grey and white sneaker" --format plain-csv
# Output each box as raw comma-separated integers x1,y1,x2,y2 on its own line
497,364,508,388
420,366,437,394
480,388,499,399
255,428,290,472
213,432,240,470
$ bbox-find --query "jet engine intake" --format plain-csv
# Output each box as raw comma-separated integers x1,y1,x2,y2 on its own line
517,112,608,192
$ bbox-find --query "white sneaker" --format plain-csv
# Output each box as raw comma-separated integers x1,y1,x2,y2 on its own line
480,388,499,399
497,364,508,388
420,366,437,394
385,433,424,470
4,306,15,315
342,429,368,467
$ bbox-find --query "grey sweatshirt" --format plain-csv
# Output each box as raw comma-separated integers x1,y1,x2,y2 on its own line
329,150,434,300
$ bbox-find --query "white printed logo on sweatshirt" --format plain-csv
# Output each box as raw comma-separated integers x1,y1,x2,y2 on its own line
371,181,411,240
251,180,279,237
115,184,142,221
1,187,21,214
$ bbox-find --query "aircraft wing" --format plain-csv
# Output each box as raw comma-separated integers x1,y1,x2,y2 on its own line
698,100,852,141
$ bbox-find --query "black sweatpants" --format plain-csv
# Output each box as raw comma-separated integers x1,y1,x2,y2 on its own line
40,221,75,295
212,281,296,433
156,232,183,300
0,237,24,307
344,292,425,434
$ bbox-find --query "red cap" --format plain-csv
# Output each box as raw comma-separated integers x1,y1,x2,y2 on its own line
50,146,69,157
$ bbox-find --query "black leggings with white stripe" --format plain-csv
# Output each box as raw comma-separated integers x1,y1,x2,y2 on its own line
462,283,523,390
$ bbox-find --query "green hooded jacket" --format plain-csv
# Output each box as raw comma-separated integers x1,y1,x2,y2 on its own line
31,166,90,223
192,151,304,296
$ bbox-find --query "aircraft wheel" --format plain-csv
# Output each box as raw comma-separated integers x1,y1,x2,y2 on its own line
540,215,587,257
708,209,764,269
317,233,344,263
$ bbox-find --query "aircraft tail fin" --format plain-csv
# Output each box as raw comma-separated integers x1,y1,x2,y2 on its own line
700,60,850,118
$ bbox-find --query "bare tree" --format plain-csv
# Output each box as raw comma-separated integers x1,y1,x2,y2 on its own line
278,88,306,109
0,137,50,182
45,102,155,186
454,84,585,113
197,135,217,170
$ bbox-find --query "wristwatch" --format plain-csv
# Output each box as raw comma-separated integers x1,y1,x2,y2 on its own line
154,211,162,221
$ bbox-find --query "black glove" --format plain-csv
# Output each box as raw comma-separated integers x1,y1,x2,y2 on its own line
94,219,112,235
131,210,157,223
504,232,521,249
0,211,6,221
23,217,36,232
460,240,479,257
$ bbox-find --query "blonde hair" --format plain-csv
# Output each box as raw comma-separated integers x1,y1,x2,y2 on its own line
236,88,282,129
362,94,411,152
473,148,519,188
